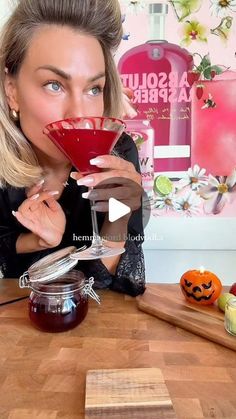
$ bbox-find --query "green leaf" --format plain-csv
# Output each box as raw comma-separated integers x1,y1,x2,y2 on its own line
203,67,212,79
196,64,204,73
210,65,224,75
201,54,211,69
134,135,144,150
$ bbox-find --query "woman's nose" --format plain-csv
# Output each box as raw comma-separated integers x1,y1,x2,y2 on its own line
64,95,85,119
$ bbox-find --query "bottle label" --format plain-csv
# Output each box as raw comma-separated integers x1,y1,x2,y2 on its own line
121,71,192,105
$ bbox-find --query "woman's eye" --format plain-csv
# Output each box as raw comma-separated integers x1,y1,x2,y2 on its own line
89,86,103,96
44,81,62,92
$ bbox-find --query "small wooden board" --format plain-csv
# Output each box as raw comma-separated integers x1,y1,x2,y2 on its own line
85,368,176,418
137,284,236,351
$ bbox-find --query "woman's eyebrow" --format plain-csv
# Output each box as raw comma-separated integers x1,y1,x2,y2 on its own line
35,66,105,82
88,72,106,82
35,65,71,80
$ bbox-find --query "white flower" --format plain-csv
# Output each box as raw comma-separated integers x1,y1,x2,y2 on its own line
210,0,236,18
177,164,208,191
199,169,236,214
151,193,179,212
176,191,202,216
124,0,146,14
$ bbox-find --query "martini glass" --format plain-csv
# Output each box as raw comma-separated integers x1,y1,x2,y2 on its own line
44,116,126,260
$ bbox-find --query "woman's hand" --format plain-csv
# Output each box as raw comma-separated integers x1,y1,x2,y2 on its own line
13,182,66,248
71,155,142,268
70,155,142,213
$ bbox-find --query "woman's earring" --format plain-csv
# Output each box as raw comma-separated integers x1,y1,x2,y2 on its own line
9,109,19,122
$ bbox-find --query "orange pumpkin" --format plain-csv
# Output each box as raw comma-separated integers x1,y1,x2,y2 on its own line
180,269,222,305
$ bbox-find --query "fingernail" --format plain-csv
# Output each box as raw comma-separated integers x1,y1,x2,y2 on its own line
77,177,94,186
12,210,17,217
82,191,98,199
48,191,59,196
90,158,104,166
70,172,78,180
30,193,39,200
36,179,45,187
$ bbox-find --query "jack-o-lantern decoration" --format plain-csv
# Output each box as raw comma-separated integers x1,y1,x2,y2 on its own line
180,269,222,305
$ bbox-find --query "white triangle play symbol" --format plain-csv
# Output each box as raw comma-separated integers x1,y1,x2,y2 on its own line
108,198,131,222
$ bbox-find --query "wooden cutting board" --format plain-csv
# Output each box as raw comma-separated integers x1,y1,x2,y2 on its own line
137,284,236,351
85,368,176,418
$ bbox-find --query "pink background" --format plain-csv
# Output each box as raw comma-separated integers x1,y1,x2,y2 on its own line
117,0,236,70
117,1,236,218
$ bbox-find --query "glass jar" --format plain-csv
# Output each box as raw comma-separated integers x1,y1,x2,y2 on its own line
19,246,100,332
224,297,236,336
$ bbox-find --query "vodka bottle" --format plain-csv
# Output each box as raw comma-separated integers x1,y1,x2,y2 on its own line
119,3,193,177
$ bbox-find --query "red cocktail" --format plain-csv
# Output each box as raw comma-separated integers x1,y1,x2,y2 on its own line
44,116,126,260
44,117,125,174
49,128,119,174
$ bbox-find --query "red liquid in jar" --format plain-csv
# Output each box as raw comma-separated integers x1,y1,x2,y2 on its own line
48,128,118,174
29,289,88,333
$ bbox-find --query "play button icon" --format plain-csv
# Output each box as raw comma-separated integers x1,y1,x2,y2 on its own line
108,198,131,222
82,175,151,242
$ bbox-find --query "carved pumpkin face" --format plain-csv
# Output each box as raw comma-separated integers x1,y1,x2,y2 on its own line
180,269,222,305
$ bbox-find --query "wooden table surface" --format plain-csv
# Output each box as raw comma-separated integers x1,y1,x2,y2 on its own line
0,279,236,419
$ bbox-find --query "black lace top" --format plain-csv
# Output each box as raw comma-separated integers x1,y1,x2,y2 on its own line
0,133,145,296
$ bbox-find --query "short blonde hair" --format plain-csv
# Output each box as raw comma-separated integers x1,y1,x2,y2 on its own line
0,0,123,187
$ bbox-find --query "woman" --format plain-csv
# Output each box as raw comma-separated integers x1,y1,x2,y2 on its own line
0,0,145,296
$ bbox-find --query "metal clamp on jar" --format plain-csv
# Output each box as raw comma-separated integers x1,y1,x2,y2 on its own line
19,246,100,332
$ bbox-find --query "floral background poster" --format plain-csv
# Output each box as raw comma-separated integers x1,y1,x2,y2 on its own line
117,0,236,219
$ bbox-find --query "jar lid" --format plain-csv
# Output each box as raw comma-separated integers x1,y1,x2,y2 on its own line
19,246,80,288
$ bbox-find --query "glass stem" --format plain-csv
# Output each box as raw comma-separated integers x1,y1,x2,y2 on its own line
89,188,103,254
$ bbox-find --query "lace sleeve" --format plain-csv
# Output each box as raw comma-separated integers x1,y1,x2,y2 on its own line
77,239,145,297
110,239,145,296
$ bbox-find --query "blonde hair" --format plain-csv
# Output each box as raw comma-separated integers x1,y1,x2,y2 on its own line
0,0,123,188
